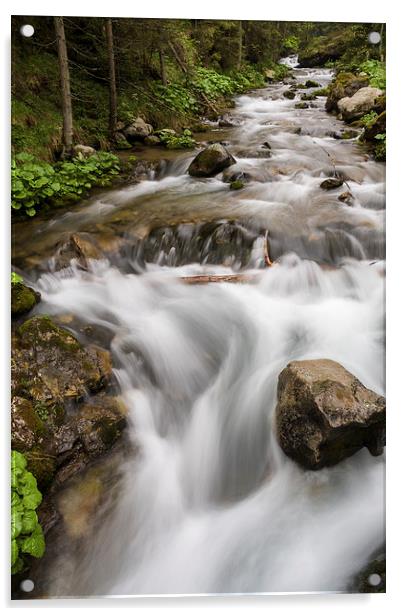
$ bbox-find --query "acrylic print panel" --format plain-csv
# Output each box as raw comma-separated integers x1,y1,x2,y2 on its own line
11,16,385,598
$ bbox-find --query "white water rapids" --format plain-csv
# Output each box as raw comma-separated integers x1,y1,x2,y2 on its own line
25,66,385,596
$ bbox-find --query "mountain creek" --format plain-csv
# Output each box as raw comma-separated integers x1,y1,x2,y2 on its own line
12,64,385,597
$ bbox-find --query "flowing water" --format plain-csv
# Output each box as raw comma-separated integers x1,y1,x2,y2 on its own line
16,66,385,596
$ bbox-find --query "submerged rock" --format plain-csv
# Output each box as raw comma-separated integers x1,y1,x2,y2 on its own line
11,282,40,317
188,143,236,177
218,114,241,128
275,359,385,470
338,87,383,122
320,177,344,190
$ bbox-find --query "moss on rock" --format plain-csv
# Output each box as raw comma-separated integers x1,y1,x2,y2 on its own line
11,282,40,317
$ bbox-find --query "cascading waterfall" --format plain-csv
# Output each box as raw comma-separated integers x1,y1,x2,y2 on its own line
21,67,385,596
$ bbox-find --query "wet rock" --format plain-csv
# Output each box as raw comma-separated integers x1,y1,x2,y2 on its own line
11,282,40,317
363,111,386,141
262,141,271,150
230,180,244,190
76,397,127,457
275,359,385,470
218,114,241,128
295,102,308,109
123,117,153,143
320,177,344,190
325,72,369,113
264,69,275,81
305,79,320,88
338,87,383,122
12,316,113,407
53,233,102,271
283,89,296,100
221,167,250,184
188,143,236,177
338,191,354,205
301,92,317,101
11,396,45,452
73,144,96,158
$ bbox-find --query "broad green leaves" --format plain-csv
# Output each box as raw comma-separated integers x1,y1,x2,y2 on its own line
11,152,120,217
11,451,45,574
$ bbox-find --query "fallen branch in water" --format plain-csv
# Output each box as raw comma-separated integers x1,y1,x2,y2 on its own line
264,230,274,266
180,273,260,285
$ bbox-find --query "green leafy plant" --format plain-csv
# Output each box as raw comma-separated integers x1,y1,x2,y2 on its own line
11,151,120,216
11,451,45,574
374,133,386,161
156,128,196,149
11,272,23,285
360,60,386,90
360,111,378,128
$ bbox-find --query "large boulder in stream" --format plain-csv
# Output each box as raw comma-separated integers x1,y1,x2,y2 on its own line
338,87,383,122
325,72,369,113
188,143,236,177
275,359,385,470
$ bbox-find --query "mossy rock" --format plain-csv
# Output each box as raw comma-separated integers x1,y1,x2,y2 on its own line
12,316,113,406
11,283,40,317
295,102,308,109
188,143,236,177
24,447,57,491
325,72,369,113
305,79,320,88
75,396,127,457
230,180,244,190
283,89,296,100
301,93,317,101
350,549,385,593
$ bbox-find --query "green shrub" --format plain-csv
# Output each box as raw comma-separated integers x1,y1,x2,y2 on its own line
11,151,120,216
11,451,45,574
283,36,299,53
360,111,379,128
151,82,198,116
360,60,386,90
157,128,196,150
272,63,291,81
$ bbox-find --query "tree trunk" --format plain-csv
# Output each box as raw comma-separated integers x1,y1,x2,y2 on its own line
105,18,118,143
237,21,243,70
159,47,167,86
54,17,73,158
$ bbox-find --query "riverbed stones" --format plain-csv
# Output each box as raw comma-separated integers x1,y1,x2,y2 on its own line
337,87,383,122
320,177,344,190
275,359,385,470
188,143,236,177
11,282,40,317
